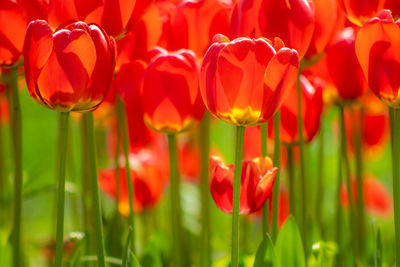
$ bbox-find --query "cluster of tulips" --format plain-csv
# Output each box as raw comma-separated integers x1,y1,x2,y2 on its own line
0,0,400,266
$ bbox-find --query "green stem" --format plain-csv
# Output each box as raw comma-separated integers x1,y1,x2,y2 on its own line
55,112,70,267
261,123,269,234
9,67,23,267
335,125,343,267
316,117,325,236
231,126,245,267
114,115,121,212
296,73,308,252
168,134,184,267
352,109,365,256
116,99,135,253
85,113,107,267
271,112,281,242
0,95,5,224
200,112,211,267
287,145,296,218
389,108,400,266
338,106,358,264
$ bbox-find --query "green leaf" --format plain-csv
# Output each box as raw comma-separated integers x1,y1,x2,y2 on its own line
374,225,382,267
275,217,305,267
253,233,279,267
129,251,141,267
140,240,163,267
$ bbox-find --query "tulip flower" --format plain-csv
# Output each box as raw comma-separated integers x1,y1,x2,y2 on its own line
326,27,367,101
24,20,116,112
0,0,27,65
167,0,230,57
341,176,392,218
209,155,277,214
142,47,204,133
179,136,201,182
355,10,400,108
268,74,323,144
337,0,385,26
230,0,314,58
200,35,299,126
305,0,345,58
99,150,166,214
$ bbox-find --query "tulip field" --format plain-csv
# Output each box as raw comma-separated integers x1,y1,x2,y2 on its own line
1,0,400,266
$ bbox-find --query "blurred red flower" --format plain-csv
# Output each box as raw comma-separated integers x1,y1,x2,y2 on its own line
355,10,400,108
200,35,299,126
209,155,277,214
338,0,385,26
268,186,290,227
268,74,323,144
327,27,367,101
23,20,116,112
141,47,204,133
341,176,393,218
230,0,314,58
99,149,167,214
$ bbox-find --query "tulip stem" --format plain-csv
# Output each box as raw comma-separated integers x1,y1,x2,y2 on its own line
231,126,245,267
271,112,281,242
55,112,70,267
261,123,269,234
116,98,135,253
339,106,358,263
296,73,308,252
0,94,5,227
316,117,325,237
167,133,184,267
200,112,211,267
114,115,121,212
389,107,400,266
334,132,343,267
9,67,23,267
85,113,107,267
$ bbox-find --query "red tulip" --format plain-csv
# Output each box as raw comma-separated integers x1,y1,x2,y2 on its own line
209,155,277,214
200,35,299,126
23,20,116,112
327,27,367,101
179,135,201,182
99,149,167,213
337,0,385,26
230,0,314,58
167,0,230,57
385,0,400,19
268,74,323,144
0,95,9,125
305,0,345,58
341,176,393,218
355,10,400,108
141,47,204,133
0,0,27,65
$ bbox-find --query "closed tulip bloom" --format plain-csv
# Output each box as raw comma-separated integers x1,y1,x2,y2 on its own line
168,0,230,57
200,35,299,126
230,0,314,58
355,10,400,108
23,20,116,112
327,27,367,101
269,74,323,144
210,155,277,214
338,0,385,26
0,0,27,65
142,47,204,133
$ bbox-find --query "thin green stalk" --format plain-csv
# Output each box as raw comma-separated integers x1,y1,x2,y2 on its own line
167,134,184,267
199,112,211,267
296,73,308,251
55,112,70,267
261,123,269,234
287,145,296,217
85,113,107,267
389,108,400,266
339,106,358,264
116,99,135,253
0,97,5,223
114,116,121,211
335,127,343,267
9,67,23,267
231,126,245,267
271,112,281,242
352,109,365,256
316,117,325,236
